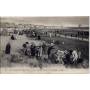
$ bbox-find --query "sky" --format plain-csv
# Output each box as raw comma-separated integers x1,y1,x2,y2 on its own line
1,16,89,27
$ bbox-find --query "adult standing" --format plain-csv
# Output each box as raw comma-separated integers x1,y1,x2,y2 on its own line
5,42,11,66
42,41,47,55
5,42,11,54
47,43,54,59
72,49,78,62
30,42,36,57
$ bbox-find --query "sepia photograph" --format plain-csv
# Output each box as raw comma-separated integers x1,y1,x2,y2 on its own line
0,16,89,74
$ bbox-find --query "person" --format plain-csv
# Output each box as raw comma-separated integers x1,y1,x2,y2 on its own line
63,50,70,65
32,32,35,37
37,42,43,57
11,35,15,40
74,48,82,65
56,50,64,64
35,32,37,37
30,42,36,57
69,49,73,64
42,41,47,54
22,42,29,55
22,43,27,55
72,49,78,62
39,44,43,57
35,46,40,58
63,49,73,66
50,51,58,64
38,35,41,40
25,42,30,56
49,33,52,38
5,42,11,54
47,43,54,58
5,42,11,66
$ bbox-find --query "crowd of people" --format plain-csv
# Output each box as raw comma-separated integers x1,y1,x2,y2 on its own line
22,42,44,58
21,40,83,67
4,34,84,68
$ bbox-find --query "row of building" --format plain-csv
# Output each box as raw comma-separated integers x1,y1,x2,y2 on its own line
0,22,89,39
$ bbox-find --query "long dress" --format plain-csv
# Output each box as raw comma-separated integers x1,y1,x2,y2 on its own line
5,43,11,54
